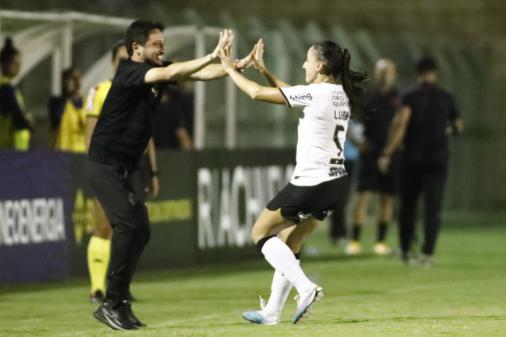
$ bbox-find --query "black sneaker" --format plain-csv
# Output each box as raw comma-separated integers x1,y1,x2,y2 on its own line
121,299,147,328
93,301,138,330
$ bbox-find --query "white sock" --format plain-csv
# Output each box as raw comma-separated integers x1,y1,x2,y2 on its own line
261,237,314,295
262,259,299,315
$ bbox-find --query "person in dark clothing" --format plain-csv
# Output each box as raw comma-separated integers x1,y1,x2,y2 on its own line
88,22,251,330
0,37,34,150
48,67,86,152
329,119,363,245
150,83,194,150
378,56,464,267
347,59,400,256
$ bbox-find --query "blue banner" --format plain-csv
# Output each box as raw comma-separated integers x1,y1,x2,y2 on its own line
0,151,73,282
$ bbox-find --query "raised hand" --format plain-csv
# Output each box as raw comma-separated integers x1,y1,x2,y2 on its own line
211,29,233,60
252,38,266,70
218,30,235,70
234,43,256,71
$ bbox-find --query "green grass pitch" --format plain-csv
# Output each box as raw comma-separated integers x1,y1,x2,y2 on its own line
1,211,505,337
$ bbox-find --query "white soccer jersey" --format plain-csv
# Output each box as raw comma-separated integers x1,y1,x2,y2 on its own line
280,83,350,186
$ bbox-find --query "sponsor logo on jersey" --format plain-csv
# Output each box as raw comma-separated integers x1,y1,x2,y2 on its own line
290,93,313,102
128,192,137,206
297,211,311,220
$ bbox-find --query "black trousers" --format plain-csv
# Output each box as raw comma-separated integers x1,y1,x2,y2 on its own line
88,160,151,304
399,161,447,256
330,160,357,240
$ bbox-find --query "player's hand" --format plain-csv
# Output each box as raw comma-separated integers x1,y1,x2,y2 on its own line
149,176,159,199
211,29,233,61
378,154,391,174
252,38,266,70
218,33,235,70
234,44,256,71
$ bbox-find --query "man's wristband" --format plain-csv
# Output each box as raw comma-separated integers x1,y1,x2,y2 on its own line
150,170,159,178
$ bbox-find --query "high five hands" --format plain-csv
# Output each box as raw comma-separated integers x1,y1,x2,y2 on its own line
217,31,266,73
211,29,234,60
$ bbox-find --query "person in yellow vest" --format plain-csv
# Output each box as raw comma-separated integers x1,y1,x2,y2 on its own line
49,67,86,152
0,37,34,150
84,41,160,303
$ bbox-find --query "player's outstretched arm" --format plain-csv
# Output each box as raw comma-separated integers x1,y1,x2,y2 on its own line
144,30,232,83
185,42,256,81
219,42,286,105
251,38,290,88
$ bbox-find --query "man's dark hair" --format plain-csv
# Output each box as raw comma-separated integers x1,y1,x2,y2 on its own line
111,40,126,61
124,20,165,56
416,56,437,74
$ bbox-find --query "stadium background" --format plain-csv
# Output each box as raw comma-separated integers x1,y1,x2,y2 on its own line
0,1,505,336
0,0,504,208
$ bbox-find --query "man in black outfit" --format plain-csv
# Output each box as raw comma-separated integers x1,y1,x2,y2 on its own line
378,56,464,267
87,22,242,330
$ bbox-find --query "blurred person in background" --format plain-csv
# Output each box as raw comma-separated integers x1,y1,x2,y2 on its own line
49,67,86,152
329,118,363,246
0,37,34,150
85,41,159,303
378,56,464,267
346,59,400,256
220,37,366,324
150,82,193,150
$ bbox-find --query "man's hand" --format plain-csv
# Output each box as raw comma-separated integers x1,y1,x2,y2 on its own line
218,31,235,71
234,43,256,71
149,176,159,199
378,154,391,175
211,29,233,60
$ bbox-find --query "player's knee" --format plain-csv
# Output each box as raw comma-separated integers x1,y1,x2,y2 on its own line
285,238,300,252
255,235,276,251
251,229,263,245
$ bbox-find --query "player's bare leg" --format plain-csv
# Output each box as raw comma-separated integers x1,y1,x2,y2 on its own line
347,191,370,255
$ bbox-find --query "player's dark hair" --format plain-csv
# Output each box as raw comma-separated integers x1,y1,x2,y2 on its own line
111,40,126,61
124,20,165,56
61,67,80,96
62,67,78,81
312,40,367,114
416,56,437,74
0,37,19,70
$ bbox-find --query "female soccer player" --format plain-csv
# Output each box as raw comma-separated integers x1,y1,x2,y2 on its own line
219,37,366,324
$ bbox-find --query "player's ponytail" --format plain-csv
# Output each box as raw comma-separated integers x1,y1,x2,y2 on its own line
312,41,367,115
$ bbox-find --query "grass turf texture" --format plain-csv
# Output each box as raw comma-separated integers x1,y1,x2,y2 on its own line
1,211,505,337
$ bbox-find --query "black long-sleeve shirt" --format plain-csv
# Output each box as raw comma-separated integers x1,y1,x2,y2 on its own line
401,82,461,166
